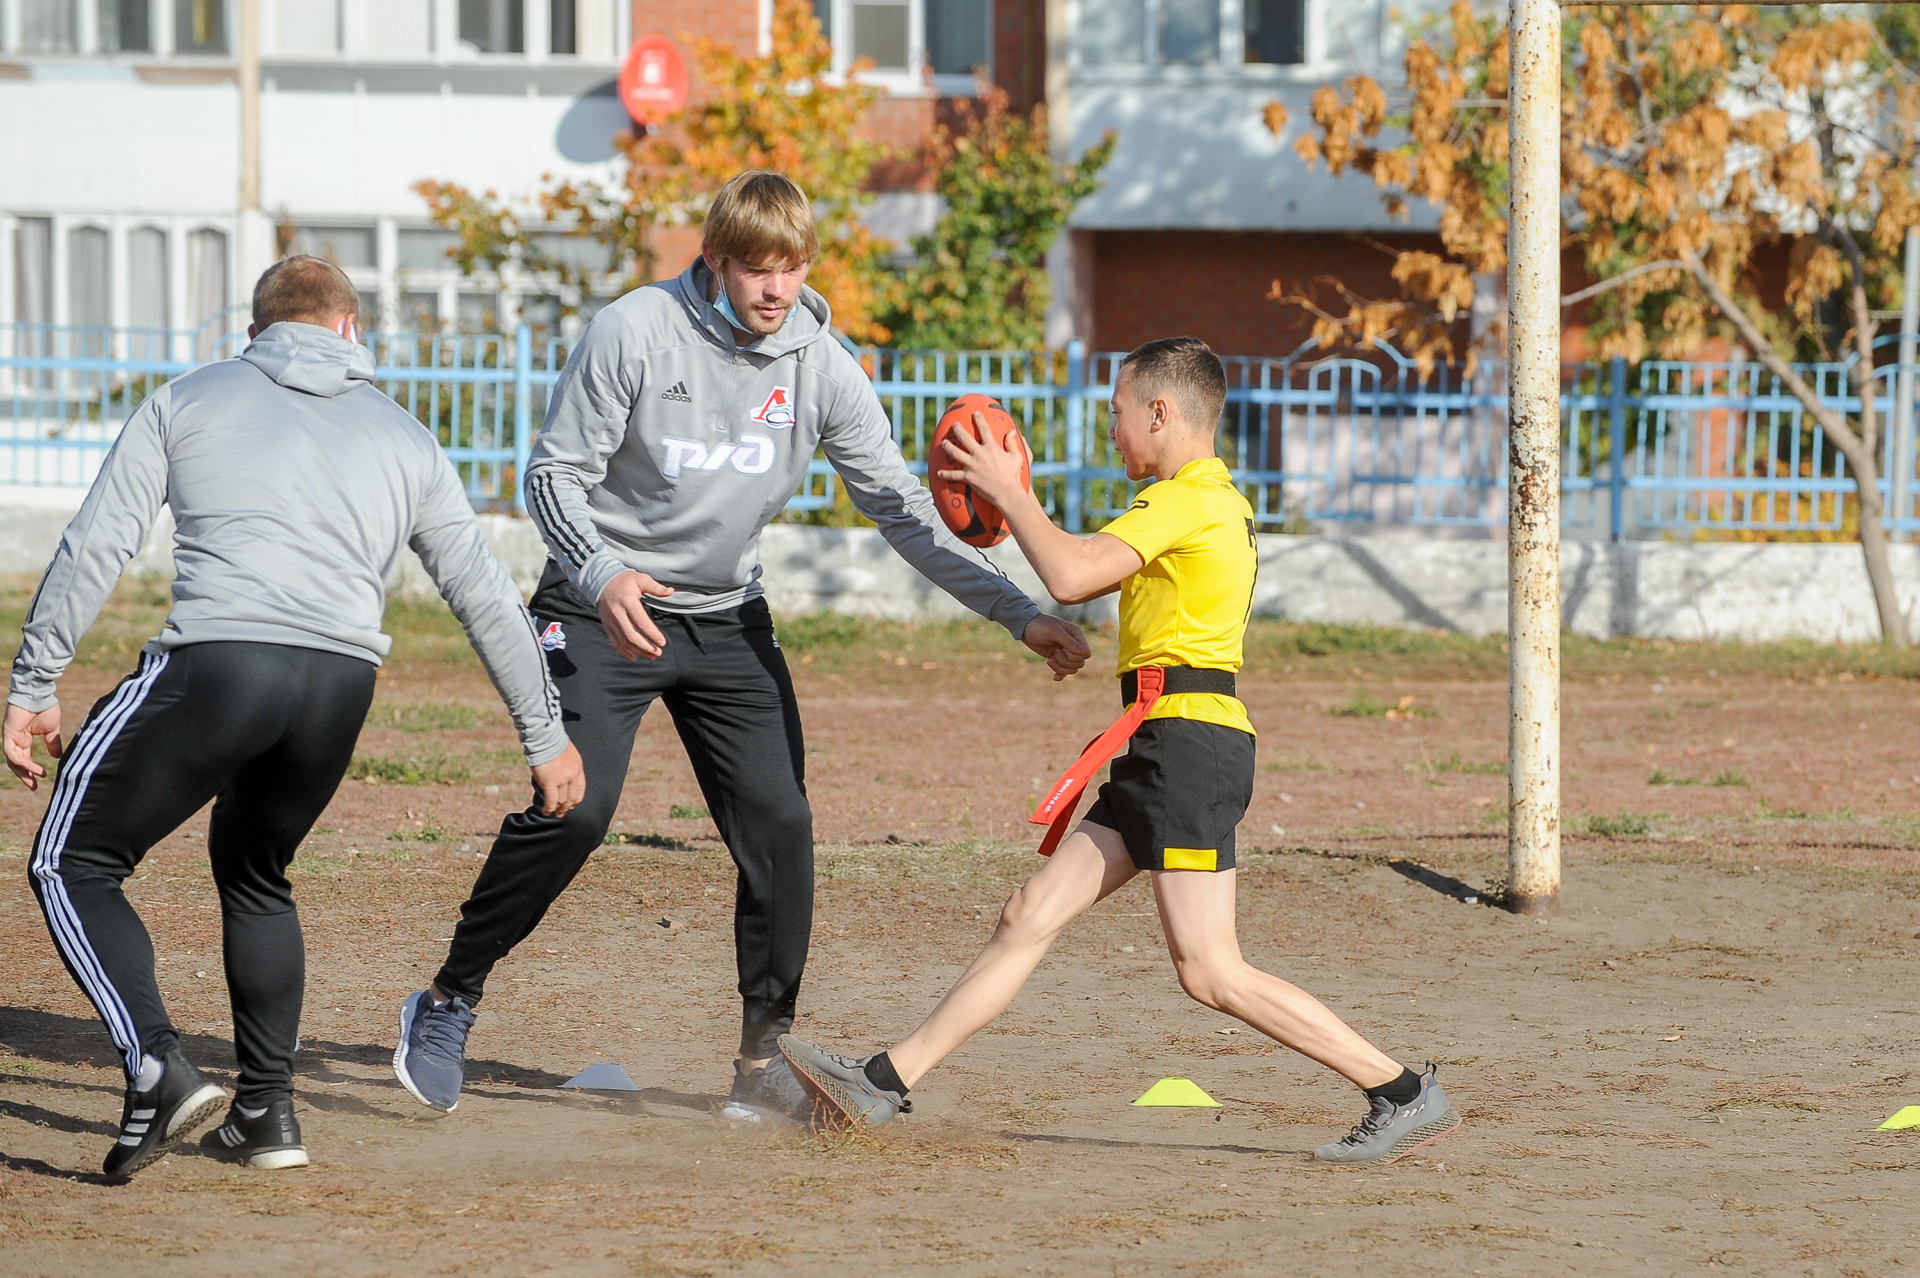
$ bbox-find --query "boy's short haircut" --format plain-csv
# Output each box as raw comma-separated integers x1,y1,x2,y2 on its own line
1121,336,1228,430
704,170,820,267
253,255,360,330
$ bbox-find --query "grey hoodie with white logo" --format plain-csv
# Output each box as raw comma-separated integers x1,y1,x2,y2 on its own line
524,259,1041,635
8,322,567,765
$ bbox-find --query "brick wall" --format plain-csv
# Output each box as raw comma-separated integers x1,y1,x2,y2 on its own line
1091,230,1448,359
994,0,1046,114
629,0,758,53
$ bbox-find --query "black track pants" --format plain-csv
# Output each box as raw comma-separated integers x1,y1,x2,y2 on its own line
29,643,375,1107
435,566,813,1059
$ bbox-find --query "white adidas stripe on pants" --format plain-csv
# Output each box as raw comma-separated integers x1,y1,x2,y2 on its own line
29,651,172,1077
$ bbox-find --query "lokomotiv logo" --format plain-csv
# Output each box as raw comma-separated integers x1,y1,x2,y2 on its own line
750,386,794,428
539,622,567,652
660,435,776,477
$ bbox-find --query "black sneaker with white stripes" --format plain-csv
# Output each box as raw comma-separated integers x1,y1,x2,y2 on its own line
103,1049,226,1180
201,1097,309,1169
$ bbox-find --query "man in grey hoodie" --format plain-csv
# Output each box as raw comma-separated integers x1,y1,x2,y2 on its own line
4,257,584,1179
393,170,1090,1122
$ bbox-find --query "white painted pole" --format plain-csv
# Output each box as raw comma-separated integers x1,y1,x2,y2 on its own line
1507,0,1561,917
1892,227,1919,544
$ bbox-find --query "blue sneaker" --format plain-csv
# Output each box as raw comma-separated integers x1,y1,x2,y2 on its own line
393,990,474,1112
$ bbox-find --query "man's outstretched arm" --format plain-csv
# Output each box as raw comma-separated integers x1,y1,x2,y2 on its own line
818,371,1091,679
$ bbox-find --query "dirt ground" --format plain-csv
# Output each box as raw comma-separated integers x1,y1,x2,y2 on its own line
2,585,1918,1276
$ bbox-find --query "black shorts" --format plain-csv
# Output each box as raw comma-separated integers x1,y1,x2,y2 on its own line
1083,717,1255,872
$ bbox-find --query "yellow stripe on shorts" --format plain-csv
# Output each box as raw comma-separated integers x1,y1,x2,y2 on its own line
1161,847,1218,871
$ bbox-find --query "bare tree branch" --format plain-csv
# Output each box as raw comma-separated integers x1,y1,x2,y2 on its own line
1678,250,1866,459
1681,248,1910,645
1823,218,1882,461
1560,260,1686,307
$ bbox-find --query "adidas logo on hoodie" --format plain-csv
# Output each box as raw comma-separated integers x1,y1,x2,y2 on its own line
660,381,692,403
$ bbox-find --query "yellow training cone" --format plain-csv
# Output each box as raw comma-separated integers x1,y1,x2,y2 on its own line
1133,1078,1221,1107
1877,1106,1920,1131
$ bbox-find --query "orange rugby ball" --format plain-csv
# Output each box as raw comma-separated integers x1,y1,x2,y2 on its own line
930,394,1030,548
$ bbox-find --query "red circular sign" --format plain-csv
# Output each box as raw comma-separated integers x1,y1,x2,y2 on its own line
619,35,689,125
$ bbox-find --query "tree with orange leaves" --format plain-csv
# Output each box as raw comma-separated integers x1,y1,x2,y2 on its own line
413,0,900,343
1277,2,1920,645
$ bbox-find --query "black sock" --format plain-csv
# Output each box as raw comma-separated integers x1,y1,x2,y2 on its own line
862,1051,909,1097
1365,1067,1422,1107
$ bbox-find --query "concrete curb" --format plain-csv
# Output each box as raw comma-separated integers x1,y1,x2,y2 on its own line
6,500,1916,644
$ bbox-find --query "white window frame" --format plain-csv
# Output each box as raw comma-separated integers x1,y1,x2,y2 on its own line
0,0,194,59
1067,0,1333,83
821,0,988,99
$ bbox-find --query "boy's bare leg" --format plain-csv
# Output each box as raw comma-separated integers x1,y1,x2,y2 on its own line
887,823,1138,1088
1152,868,1402,1089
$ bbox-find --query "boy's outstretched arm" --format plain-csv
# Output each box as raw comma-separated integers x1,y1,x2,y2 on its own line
938,419,1143,605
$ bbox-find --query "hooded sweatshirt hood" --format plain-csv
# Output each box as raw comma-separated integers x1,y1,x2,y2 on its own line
239,321,377,397
684,257,833,360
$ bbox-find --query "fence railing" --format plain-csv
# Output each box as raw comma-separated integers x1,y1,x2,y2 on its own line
4,320,1917,539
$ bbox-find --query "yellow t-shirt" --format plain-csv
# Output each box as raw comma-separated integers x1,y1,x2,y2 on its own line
1098,457,1256,736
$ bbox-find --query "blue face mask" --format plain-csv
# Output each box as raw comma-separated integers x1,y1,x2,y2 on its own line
714,286,751,333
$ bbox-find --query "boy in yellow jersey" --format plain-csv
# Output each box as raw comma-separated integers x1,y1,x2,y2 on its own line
779,337,1459,1165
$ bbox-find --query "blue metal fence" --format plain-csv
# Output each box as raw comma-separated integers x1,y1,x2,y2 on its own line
4,320,1916,539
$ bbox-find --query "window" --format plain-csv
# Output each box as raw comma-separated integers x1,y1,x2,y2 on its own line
367,0,434,58
129,228,169,330
68,226,111,329
176,0,228,54
1159,0,1217,64
14,219,53,326
1077,0,1144,67
459,0,525,54
815,0,991,86
852,2,908,72
188,228,228,355
400,292,441,331
926,0,987,76
1076,0,1310,70
397,228,462,271
274,0,341,56
21,0,79,53
1244,0,1303,65
99,0,150,53
456,292,496,333
550,0,573,55
286,225,375,269
532,233,613,274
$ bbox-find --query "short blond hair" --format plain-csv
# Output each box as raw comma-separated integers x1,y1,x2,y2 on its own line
703,170,819,267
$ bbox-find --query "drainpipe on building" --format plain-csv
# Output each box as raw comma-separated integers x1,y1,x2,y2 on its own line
236,0,274,311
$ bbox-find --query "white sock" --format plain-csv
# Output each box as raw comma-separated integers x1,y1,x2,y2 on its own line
237,1103,268,1120
132,1054,164,1092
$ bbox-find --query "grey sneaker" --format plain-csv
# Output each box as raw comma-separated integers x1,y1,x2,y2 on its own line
720,1053,817,1125
393,990,475,1112
1315,1065,1461,1165
777,1034,911,1129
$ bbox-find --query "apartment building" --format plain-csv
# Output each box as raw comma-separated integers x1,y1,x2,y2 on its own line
2,0,634,346
3,0,1444,358
1049,0,1451,356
